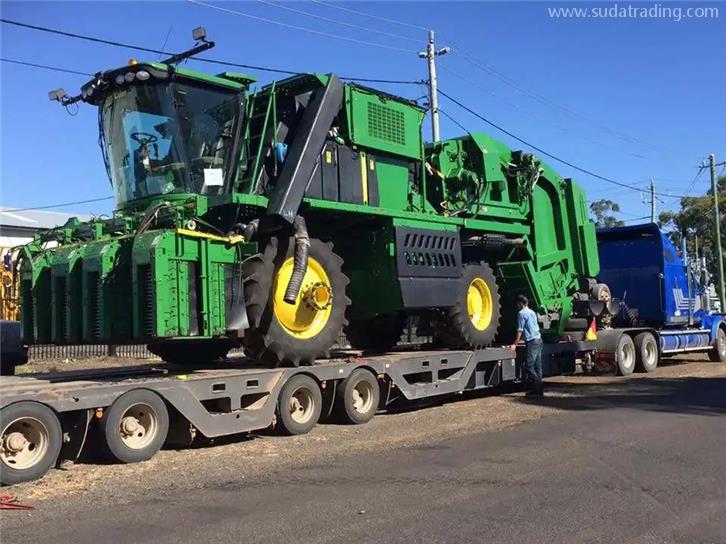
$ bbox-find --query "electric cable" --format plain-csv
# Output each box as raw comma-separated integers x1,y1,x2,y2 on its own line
438,89,691,198
1,197,114,213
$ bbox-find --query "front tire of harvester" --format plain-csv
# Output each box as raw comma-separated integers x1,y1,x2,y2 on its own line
708,327,726,363
634,332,659,373
276,374,322,435
345,313,404,352
435,262,501,350
243,237,350,366
335,369,380,425
616,334,637,376
0,401,63,485
101,389,169,464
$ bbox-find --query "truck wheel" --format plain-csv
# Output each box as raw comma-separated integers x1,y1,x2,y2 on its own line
435,262,501,349
0,401,63,485
345,313,404,352
709,327,726,363
616,334,636,376
634,332,659,372
335,369,380,424
244,237,350,366
101,389,169,464
277,374,322,435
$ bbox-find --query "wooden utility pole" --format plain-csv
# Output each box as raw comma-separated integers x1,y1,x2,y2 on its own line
709,154,725,310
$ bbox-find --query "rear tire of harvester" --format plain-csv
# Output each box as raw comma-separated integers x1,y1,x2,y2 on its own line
344,312,405,353
708,327,726,363
243,236,350,367
434,262,501,350
634,331,659,372
147,339,232,366
615,334,636,376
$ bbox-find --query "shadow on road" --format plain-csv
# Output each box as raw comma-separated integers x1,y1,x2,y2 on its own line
515,375,726,416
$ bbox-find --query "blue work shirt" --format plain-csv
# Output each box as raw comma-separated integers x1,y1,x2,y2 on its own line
517,307,541,342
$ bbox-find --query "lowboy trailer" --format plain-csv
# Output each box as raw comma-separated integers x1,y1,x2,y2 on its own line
1,343,597,486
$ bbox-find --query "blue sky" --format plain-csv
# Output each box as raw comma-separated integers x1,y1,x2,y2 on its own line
1,1,724,221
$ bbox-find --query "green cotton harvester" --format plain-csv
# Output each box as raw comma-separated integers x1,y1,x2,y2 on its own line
19,32,610,366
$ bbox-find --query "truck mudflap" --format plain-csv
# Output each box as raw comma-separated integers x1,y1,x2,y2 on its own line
0,320,28,374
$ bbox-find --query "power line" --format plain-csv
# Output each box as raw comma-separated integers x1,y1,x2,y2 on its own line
439,64,651,162
1,197,113,213
310,0,430,32
1,58,92,76
255,0,421,43
0,18,422,85
438,89,690,199
186,0,418,54
445,40,681,157
439,108,470,134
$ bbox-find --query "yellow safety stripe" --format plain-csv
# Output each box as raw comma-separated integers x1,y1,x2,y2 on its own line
175,229,245,245
360,152,369,205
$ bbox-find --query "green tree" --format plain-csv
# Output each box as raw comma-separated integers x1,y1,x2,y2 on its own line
658,175,725,279
590,199,625,228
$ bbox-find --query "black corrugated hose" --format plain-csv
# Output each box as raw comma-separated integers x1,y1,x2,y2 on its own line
283,215,310,304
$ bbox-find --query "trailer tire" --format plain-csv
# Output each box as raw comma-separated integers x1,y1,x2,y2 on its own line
244,237,350,366
345,313,404,352
709,327,726,363
0,401,62,485
101,389,169,464
634,332,659,373
616,334,636,376
277,374,322,435
335,369,380,425
435,262,501,350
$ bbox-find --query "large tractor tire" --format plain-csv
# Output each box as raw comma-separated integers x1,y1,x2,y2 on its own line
243,237,350,366
435,262,501,350
344,312,405,353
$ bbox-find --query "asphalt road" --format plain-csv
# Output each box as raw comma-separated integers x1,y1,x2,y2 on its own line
2,363,725,544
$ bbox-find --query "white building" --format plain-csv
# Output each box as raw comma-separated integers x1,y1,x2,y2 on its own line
0,208,92,253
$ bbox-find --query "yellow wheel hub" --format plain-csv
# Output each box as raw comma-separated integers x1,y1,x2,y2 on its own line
467,277,493,331
273,257,333,339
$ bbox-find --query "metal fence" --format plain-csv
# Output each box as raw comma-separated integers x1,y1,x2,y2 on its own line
28,344,155,361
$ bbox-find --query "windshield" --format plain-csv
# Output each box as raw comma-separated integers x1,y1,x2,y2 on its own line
100,82,241,207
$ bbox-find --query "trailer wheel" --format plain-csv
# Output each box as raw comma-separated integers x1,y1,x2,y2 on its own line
277,374,322,435
344,313,404,352
335,369,380,424
244,237,350,366
709,327,726,363
101,390,169,464
634,332,659,372
616,334,636,376
435,262,501,349
0,401,62,485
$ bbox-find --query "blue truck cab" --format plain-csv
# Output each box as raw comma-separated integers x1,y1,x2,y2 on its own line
596,223,725,363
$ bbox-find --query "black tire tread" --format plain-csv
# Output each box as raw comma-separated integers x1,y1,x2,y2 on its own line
435,262,501,350
243,237,350,366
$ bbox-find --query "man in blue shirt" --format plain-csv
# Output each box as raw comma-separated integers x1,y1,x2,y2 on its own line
510,294,544,397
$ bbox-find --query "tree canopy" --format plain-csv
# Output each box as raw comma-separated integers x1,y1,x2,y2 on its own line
658,175,725,280
590,199,625,228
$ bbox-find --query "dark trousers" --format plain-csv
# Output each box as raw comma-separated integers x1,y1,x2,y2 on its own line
524,337,544,392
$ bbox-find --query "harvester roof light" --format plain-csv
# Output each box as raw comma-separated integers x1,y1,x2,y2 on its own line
48,88,67,102
115,74,126,85
124,72,135,82
192,26,207,42
136,70,150,81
